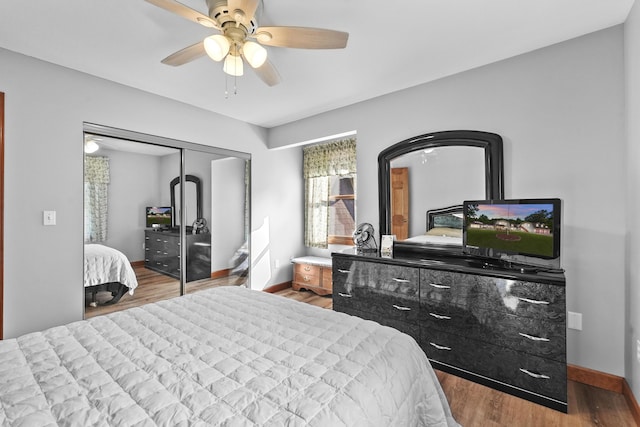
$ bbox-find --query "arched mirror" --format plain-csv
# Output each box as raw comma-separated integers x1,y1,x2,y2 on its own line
170,174,202,230
378,130,504,255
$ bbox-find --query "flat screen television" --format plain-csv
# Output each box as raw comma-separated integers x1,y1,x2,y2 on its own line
462,198,561,270
146,206,172,229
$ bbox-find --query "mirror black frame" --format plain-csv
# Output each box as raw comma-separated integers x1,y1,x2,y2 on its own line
378,130,505,256
170,174,203,229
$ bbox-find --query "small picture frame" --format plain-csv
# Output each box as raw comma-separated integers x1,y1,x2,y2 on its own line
381,234,395,257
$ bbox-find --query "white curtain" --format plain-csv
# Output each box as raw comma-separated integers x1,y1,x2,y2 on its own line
84,156,110,242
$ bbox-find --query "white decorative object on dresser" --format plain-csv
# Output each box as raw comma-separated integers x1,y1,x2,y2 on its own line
291,256,332,295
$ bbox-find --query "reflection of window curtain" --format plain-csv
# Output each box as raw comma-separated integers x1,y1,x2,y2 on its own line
84,156,110,242
303,138,356,248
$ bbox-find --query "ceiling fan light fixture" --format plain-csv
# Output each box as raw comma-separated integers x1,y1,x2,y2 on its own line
223,54,244,76
242,41,267,68
204,35,230,61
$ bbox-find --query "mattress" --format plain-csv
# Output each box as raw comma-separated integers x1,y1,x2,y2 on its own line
403,234,462,246
84,244,138,294
0,286,459,426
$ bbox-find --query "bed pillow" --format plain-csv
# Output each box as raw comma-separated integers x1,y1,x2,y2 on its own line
426,227,462,238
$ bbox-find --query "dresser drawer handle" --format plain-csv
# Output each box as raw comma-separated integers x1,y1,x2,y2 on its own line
519,368,550,379
392,304,411,311
517,297,550,305
429,312,451,320
519,332,550,342
338,292,352,298
303,266,312,271
429,283,450,289
392,278,410,283
429,342,452,351
303,276,311,282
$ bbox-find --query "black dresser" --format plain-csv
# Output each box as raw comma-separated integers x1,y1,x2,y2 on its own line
332,252,567,412
144,229,211,282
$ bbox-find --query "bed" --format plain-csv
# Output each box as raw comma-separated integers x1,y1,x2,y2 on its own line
84,244,139,306
403,205,464,247
0,286,459,426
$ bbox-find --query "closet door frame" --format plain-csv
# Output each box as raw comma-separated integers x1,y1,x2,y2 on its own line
82,122,251,298
0,92,4,339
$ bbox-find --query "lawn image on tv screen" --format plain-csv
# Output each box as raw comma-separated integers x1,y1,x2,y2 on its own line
146,207,172,227
465,203,555,258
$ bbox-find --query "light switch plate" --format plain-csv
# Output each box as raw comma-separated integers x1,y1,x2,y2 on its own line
43,210,56,226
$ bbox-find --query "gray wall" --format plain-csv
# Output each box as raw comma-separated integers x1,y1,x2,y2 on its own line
390,146,485,238
211,157,246,272
268,27,627,377
625,0,640,401
2,46,305,338
90,147,167,261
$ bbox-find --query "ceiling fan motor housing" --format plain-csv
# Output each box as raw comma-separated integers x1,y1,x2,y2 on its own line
206,0,260,35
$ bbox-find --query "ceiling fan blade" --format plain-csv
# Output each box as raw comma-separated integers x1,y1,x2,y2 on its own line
251,59,281,86
161,41,207,66
255,26,349,49
145,0,218,28
228,0,260,24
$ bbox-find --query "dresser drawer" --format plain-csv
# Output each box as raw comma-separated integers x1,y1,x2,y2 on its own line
420,328,470,369
336,305,419,341
420,269,475,309
419,305,566,362
334,287,419,322
333,260,418,320
420,329,566,402
332,258,374,289
421,269,565,322
294,263,321,286
491,347,567,403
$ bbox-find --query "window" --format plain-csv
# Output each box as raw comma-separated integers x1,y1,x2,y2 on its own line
303,138,357,248
327,175,356,245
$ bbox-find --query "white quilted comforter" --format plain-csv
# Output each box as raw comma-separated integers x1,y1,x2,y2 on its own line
0,286,459,426
84,244,138,293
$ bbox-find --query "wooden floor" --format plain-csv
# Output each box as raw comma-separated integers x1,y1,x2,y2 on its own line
84,266,247,318
85,276,636,426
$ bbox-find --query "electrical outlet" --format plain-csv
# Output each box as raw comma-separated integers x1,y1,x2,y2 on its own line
274,259,280,269
637,340,640,363
567,312,582,330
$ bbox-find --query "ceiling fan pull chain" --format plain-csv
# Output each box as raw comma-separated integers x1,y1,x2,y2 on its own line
234,72,238,95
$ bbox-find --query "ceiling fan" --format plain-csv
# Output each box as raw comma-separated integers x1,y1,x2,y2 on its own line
145,0,349,86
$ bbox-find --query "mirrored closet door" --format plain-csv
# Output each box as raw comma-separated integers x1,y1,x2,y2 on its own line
82,124,250,318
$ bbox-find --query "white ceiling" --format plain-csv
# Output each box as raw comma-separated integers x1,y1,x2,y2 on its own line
0,0,634,128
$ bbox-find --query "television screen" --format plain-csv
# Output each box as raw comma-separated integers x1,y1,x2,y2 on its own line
463,198,560,260
146,206,172,228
